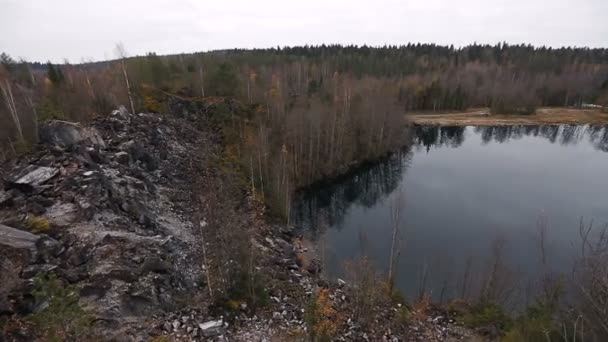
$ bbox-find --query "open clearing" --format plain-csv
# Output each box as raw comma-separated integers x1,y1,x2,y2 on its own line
410,107,608,126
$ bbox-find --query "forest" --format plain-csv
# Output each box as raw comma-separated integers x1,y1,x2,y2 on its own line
2,43,608,216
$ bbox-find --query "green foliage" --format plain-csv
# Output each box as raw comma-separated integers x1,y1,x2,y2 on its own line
304,289,335,342
226,262,269,310
502,279,564,341
490,101,537,115
396,305,411,324
502,303,560,342
37,98,66,122
13,139,33,154
30,273,91,341
209,62,240,97
1,52,15,68
462,301,511,331
46,62,64,85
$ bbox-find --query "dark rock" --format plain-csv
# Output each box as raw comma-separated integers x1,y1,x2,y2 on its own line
20,264,58,279
106,268,139,282
76,197,95,220
80,279,112,299
35,236,61,263
111,106,130,121
0,224,40,258
317,279,330,288
88,148,106,164
129,145,158,171
31,195,54,208
28,202,46,215
40,120,105,148
140,257,171,274
58,267,89,283
274,238,294,256
114,151,130,165
0,190,13,207
306,259,322,275
64,246,89,267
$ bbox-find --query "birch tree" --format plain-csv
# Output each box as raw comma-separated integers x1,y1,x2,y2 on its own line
114,43,136,114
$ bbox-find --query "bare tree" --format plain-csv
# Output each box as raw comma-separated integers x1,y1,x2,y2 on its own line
0,74,24,142
114,43,135,114
199,64,205,97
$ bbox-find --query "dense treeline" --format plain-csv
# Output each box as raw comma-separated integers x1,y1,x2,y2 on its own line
2,44,608,216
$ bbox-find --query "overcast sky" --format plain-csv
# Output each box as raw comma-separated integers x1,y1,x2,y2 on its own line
1,0,607,63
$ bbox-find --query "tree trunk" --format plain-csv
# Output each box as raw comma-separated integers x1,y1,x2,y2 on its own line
121,60,135,114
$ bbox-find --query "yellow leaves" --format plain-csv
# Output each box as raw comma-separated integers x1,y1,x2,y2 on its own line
410,293,432,321
140,84,164,113
27,215,50,234
269,87,279,99
249,71,258,82
307,288,339,339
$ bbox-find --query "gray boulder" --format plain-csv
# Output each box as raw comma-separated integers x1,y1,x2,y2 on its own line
10,165,59,187
40,120,105,148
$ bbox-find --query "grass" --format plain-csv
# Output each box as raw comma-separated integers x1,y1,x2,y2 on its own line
410,107,608,126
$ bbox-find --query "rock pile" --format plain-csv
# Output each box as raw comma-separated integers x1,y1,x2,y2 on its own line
1,107,208,339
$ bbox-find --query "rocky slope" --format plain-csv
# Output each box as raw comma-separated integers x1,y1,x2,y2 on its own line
0,103,479,341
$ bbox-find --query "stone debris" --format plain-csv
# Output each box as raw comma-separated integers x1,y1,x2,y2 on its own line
0,223,41,251
39,120,105,148
199,319,224,337
0,190,12,206
10,165,59,186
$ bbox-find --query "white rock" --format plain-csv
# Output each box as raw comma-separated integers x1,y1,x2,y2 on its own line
198,319,223,337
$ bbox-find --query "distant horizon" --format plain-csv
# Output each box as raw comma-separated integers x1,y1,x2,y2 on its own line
2,0,606,63
5,41,608,65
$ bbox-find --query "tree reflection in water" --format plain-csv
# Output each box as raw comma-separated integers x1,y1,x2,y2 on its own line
415,124,608,151
295,124,608,239
293,147,412,239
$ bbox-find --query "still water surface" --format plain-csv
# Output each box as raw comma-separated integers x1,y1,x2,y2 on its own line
295,125,608,302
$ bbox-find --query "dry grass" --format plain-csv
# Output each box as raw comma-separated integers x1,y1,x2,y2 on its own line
410,107,608,126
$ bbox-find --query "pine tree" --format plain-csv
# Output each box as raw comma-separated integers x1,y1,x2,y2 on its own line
47,62,64,85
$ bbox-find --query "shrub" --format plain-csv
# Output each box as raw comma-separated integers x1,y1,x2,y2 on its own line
462,300,511,331
29,273,91,341
304,289,337,342
37,98,66,122
26,215,50,234
490,103,536,115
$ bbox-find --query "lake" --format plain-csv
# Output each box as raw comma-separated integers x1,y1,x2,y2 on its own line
294,124,608,305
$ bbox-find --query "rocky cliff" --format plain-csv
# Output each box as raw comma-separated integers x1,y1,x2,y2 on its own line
0,103,477,341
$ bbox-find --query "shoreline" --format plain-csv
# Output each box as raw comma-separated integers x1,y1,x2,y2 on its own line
409,107,608,126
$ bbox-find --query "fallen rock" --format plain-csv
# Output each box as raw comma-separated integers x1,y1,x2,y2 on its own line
10,165,59,187
40,120,106,148
0,191,12,207
199,320,224,337
114,151,130,165
20,264,58,279
0,224,40,253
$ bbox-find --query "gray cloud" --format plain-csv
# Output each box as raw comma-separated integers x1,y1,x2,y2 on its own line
1,0,606,62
